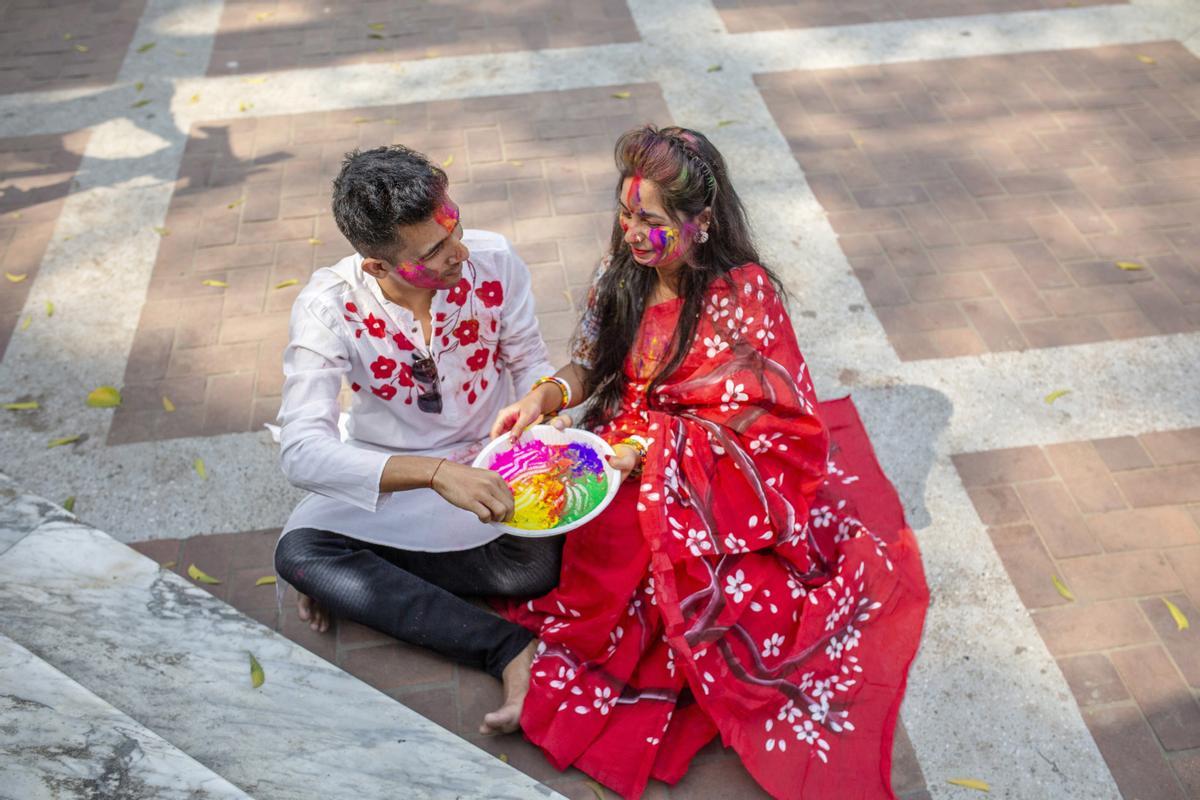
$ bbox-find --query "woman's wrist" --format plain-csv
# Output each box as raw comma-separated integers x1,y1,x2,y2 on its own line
531,376,569,414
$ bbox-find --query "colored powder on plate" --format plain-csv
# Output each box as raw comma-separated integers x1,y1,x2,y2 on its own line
490,439,609,530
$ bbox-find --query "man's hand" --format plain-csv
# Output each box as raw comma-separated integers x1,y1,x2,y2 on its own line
606,443,641,483
490,382,564,440
430,460,515,523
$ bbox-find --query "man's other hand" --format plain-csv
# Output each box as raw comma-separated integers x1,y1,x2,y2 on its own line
431,461,515,523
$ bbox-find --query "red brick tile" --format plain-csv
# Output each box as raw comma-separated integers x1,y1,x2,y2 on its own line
890,720,926,795
1140,429,1200,467
1057,653,1130,707
987,524,1070,609
1058,550,1181,602
1083,704,1189,800
953,447,1054,487
967,485,1028,526
1016,481,1102,558
1110,645,1200,751
1116,466,1200,508
1094,436,1155,472
280,608,337,662
340,641,455,692
1087,507,1200,552
960,297,1026,351
389,685,460,733
127,538,183,566
1032,599,1156,656
1140,594,1200,689
1166,547,1200,607
1044,441,1128,514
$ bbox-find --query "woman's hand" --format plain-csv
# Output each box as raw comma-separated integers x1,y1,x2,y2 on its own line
430,460,515,523
606,443,641,483
490,383,562,440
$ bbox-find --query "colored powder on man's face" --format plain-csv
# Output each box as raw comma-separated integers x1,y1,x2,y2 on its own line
434,202,459,234
395,259,446,289
490,439,609,530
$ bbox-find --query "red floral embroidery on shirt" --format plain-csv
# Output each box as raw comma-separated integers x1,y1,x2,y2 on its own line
363,313,387,338
345,302,358,313
466,347,490,372
396,362,414,387
453,319,480,346
351,382,361,392
392,331,415,351
446,278,470,306
370,355,397,380
371,384,397,401
475,280,503,308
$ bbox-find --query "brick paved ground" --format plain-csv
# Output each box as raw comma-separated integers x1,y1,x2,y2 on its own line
954,428,1200,800
129,531,930,799
0,0,149,94
0,130,89,361
208,0,639,76
716,0,1123,34
758,42,1200,360
108,83,664,445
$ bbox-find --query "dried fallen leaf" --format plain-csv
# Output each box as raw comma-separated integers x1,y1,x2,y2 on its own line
48,435,81,449
162,395,175,412
368,33,384,40
45,301,54,317
307,237,322,246
161,560,176,569
584,779,607,800
194,457,207,480
1051,575,1074,601
255,11,274,21
134,81,144,92
238,101,254,112
707,64,723,72
241,76,268,85
1137,54,1156,65
19,315,31,331
424,49,439,58
717,119,740,127
187,563,220,584
73,44,89,53
189,93,201,104
4,272,27,282
274,278,299,289
509,160,523,166
441,154,454,168
1043,389,1070,404
137,42,156,54
497,753,508,763
201,279,228,288
611,91,631,99
153,226,170,236
3,401,38,410
368,22,386,30
1163,598,1190,631
255,575,277,586
249,652,265,688
947,778,990,792
353,116,373,124
227,198,244,209
63,33,73,41
131,99,151,109
62,496,75,513
85,385,122,408
1115,261,1144,271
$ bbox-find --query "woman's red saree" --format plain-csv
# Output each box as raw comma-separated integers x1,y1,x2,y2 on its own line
500,264,929,799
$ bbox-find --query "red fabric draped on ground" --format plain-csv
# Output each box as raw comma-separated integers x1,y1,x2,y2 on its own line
498,265,929,799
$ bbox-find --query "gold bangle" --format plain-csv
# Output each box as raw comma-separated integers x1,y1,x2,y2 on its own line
618,435,648,461
532,376,570,413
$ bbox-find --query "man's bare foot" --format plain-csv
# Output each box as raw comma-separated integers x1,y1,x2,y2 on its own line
296,592,331,633
480,639,538,735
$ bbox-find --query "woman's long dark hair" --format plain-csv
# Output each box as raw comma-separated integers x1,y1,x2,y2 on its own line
578,125,786,429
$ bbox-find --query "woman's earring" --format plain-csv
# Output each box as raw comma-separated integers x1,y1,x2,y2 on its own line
697,230,709,244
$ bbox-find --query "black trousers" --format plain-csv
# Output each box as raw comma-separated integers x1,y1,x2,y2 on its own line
275,528,563,679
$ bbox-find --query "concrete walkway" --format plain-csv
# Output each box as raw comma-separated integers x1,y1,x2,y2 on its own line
1,0,1198,797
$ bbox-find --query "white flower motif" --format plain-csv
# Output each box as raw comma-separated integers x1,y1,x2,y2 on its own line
761,632,785,658
703,334,728,358
593,685,616,715
723,533,747,551
686,528,712,556
811,505,834,528
720,379,748,413
724,569,752,603
787,575,807,600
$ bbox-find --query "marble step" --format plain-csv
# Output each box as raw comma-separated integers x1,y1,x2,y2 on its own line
0,633,251,800
0,477,562,800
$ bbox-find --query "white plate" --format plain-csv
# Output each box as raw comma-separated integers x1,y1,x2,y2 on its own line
472,425,621,537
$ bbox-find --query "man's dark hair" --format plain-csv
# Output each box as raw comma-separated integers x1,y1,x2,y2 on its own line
331,145,448,262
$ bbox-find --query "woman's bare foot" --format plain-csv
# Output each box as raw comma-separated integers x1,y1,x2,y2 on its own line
296,592,331,633
480,639,538,735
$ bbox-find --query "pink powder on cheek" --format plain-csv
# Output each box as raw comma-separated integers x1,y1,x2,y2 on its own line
396,260,451,290
645,220,695,265
434,203,459,234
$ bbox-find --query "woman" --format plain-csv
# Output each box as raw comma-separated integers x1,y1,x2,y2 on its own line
491,126,929,799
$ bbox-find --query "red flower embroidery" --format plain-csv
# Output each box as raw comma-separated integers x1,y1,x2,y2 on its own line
371,384,396,401
351,382,361,392
475,280,503,308
446,279,470,306
397,362,414,387
392,331,414,351
363,313,387,338
453,319,480,346
466,347,490,372
345,302,358,313
370,356,397,379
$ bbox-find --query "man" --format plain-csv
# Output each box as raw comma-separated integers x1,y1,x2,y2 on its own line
274,145,561,734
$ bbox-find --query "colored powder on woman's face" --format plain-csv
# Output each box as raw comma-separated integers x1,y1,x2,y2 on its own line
490,440,609,530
